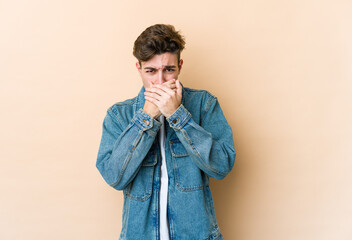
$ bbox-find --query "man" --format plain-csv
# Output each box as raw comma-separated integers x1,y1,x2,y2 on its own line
96,24,236,240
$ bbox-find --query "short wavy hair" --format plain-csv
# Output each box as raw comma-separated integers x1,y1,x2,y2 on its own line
133,24,186,63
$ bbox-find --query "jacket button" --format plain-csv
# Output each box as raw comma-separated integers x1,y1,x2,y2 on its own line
172,118,179,124
143,120,150,125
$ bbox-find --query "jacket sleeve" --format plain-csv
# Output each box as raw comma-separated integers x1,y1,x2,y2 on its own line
166,95,236,180
96,107,161,190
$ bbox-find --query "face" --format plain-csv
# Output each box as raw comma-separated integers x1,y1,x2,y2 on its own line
136,52,183,89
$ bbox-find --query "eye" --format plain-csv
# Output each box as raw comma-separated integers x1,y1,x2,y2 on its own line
145,69,155,73
165,68,175,72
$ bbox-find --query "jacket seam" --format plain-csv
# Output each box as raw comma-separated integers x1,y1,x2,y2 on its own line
107,108,123,128
180,128,226,178
170,141,208,191
201,94,217,124
111,128,144,188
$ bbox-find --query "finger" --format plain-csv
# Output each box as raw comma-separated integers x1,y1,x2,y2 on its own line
159,84,176,92
146,86,169,98
145,99,158,107
144,91,163,101
163,82,176,89
155,81,176,90
164,79,176,85
176,79,182,96
154,84,176,96
145,96,161,108
161,80,176,90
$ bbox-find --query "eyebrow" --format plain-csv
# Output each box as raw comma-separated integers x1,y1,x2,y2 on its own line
144,65,177,70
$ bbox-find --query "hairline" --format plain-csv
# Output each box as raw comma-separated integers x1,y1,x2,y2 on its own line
138,52,181,68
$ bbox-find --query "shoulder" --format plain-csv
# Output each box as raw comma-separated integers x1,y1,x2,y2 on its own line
106,96,137,125
183,86,217,111
184,86,217,99
108,96,136,113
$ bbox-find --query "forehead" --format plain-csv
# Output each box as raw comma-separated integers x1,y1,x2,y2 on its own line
141,52,178,68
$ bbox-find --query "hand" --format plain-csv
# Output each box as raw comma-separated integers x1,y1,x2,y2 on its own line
142,80,177,118
143,100,161,119
144,79,182,118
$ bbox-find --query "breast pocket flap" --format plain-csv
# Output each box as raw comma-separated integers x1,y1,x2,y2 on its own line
170,139,189,157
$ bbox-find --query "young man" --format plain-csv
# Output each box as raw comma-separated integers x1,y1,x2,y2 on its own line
96,24,236,240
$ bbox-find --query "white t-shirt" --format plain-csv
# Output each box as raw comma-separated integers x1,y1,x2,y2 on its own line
158,115,170,239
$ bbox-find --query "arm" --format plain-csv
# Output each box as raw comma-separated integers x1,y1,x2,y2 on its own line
96,107,161,190
166,96,236,180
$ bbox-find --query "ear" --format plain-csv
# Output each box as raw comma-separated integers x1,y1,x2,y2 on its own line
178,59,184,72
136,62,142,74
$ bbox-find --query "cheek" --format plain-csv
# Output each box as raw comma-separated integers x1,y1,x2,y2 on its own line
143,74,153,80
142,77,153,88
165,72,179,81
149,78,158,84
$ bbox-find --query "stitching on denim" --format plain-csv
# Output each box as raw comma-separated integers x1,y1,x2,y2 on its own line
178,111,191,129
108,108,123,127
170,139,208,191
124,140,155,200
201,94,217,124
124,163,155,201
167,105,192,130
125,190,152,201
121,195,131,238
145,119,161,137
176,106,192,129
113,98,136,106
170,141,189,158
181,129,226,178
183,128,225,177
111,129,143,188
176,182,208,192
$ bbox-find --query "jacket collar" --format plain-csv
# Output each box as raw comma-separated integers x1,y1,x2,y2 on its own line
135,82,187,113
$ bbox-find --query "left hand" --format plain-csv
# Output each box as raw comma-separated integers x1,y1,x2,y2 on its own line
144,79,182,118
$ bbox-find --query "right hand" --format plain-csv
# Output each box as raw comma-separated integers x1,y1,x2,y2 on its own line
143,79,177,118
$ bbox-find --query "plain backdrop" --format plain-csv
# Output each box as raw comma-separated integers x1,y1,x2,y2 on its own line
1,0,351,239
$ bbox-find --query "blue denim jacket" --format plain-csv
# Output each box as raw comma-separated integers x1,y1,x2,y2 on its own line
96,86,236,240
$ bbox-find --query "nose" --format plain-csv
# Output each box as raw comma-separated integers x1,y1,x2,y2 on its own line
155,70,166,84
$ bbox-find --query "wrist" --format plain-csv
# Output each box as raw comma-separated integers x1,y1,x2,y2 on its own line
143,100,161,119
143,106,160,119
166,104,191,129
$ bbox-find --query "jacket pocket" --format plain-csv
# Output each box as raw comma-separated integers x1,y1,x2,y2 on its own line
124,147,157,201
170,138,208,191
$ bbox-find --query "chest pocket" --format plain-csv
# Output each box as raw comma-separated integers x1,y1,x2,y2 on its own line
170,138,208,191
124,144,157,201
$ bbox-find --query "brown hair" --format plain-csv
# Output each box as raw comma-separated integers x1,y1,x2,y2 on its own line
133,24,186,63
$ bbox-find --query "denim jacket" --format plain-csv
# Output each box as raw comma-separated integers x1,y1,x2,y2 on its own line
96,85,236,240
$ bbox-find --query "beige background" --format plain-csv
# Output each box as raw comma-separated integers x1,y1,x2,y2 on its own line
1,0,351,239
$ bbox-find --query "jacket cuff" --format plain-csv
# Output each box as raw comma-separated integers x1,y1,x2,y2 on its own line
134,109,162,136
166,104,191,130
